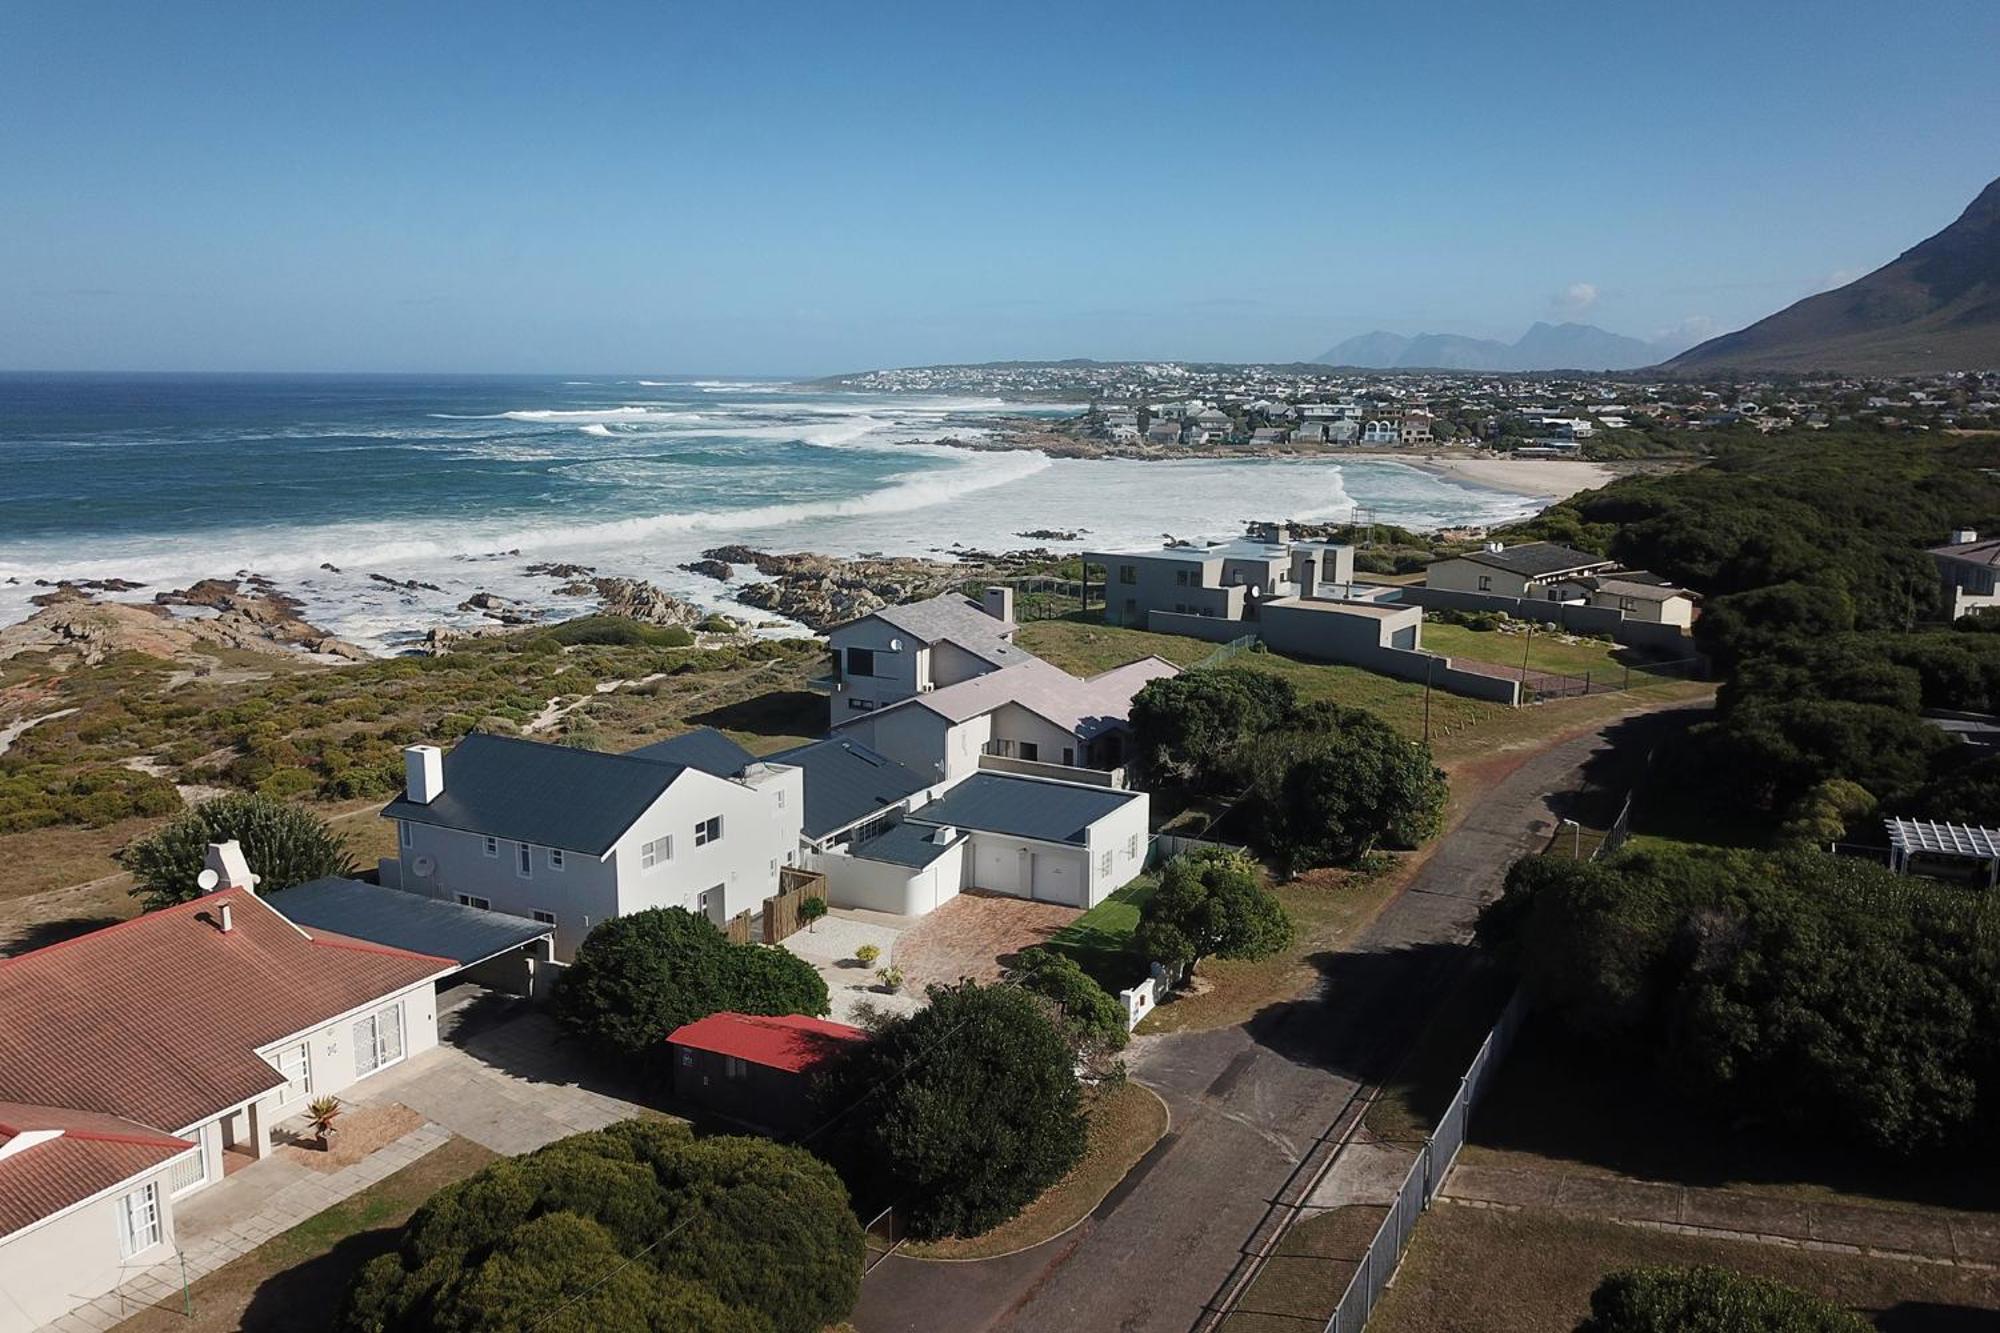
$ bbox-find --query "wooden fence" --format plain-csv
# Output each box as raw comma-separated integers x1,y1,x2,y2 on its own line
763,867,828,943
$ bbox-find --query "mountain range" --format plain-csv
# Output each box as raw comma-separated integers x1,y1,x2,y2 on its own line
1315,321,1685,372
1666,175,2000,374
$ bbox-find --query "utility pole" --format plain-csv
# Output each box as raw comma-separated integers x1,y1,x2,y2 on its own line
1520,618,1535,683
1423,653,1437,744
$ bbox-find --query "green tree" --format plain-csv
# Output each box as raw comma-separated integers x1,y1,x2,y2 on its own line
124,792,355,911
1577,1265,1869,1332
340,1120,858,1333
1010,945,1129,1054
1127,669,1296,792
1134,849,1291,985
554,909,829,1065
815,982,1086,1241
1246,703,1448,872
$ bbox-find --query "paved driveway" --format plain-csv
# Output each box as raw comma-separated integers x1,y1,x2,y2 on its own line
355,1009,653,1155
893,890,1080,989
855,712,1661,1333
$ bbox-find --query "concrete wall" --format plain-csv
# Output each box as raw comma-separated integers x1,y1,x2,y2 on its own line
978,753,1126,788
1144,610,1246,643
1380,582,1693,653
814,836,966,916
1096,552,1232,627
0,1158,182,1333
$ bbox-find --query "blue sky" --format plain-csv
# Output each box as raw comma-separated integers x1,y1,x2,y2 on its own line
3,0,1996,374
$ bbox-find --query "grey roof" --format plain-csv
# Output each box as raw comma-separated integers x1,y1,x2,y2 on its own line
1451,542,1616,578
847,821,960,869
1930,536,2000,568
865,594,1017,647
381,732,690,855
624,727,754,777
860,656,1177,741
907,773,1140,846
272,877,551,967
765,736,933,839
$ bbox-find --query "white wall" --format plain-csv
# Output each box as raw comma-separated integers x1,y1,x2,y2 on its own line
1083,793,1152,906
826,617,929,719
985,703,1082,768
814,838,965,916
836,704,986,784
0,1161,180,1333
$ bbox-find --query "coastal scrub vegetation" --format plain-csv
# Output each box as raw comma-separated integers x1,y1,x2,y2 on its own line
814,981,1087,1241
553,907,828,1071
1135,848,1292,985
1129,668,1448,869
124,792,356,910
1577,1265,1870,1333
1478,843,2000,1155
339,1119,862,1333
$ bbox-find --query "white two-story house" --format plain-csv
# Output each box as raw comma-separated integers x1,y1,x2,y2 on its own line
381,731,802,958
820,589,1027,722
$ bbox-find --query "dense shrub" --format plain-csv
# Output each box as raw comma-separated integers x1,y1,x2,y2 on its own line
1244,702,1448,872
340,1120,861,1333
0,763,180,834
1480,844,2000,1153
1578,1265,1869,1332
1127,669,1297,792
124,793,354,910
554,908,828,1066
815,982,1086,1241
1134,848,1291,983
1010,946,1129,1054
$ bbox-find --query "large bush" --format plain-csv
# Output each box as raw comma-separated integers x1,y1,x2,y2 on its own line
123,792,355,911
1245,702,1447,872
1127,669,1296,792
1578,1265,1869,1333
554,908,829,1065
815,981,1086,1241
1480,844,2000,1153
1010,945,1129,1054
340,1119,861,1333
1134,848,1291,984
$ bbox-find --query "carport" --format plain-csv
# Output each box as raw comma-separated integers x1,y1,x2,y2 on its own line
271,876,557,995
1885,817,2000,887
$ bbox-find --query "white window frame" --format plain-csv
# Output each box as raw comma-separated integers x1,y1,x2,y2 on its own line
515,843,533,879
117,1182,161,1258
1099,850,1113,877
165,1144,208,1198
1127,834,1140,859
457,893,491,910
352,1002,406,1079
532,909,557,925
694,816,722,847
548,847,565,870
483,835,499,858
271,1041,312,1106
641,835,673,869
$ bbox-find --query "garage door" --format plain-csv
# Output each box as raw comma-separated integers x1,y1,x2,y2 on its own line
974,841,1025,896
1030,851,1085,906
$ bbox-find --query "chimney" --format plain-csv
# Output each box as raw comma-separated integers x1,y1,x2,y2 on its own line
217,901,234,933
981,586,1015,624
1951,528,1979,545
404,744,445,804
931,825,957,845
202,840,260,894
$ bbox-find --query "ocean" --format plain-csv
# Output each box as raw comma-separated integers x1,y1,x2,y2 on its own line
0,373,1545,652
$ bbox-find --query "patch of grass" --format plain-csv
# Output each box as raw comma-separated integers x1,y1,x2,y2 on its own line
1421,620,1677,683
1043,874,1156,990
1220,1205,1387,1333
899,1081,1169,1262
1464,1019,2000,1217
113,1136,498,1333
1369,1203,1999,1332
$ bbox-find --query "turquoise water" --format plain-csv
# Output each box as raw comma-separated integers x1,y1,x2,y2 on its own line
0,374,1541,649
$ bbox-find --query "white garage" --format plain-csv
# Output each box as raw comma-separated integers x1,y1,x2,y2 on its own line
903,772,1150,911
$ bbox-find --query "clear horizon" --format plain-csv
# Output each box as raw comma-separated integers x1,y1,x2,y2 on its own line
4,0,1996,376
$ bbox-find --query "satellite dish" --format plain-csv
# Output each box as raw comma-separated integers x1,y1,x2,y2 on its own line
413,856,436,878
888,637,903,651
196,868,220,892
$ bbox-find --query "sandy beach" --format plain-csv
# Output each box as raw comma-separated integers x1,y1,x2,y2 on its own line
1365,454,1614,501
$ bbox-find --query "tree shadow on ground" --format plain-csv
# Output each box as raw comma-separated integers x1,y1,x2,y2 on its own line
238,1228,400,1332
1874,1302,2000,1332
1,914,122,956
688,689,824,741
1244,939,1474,1082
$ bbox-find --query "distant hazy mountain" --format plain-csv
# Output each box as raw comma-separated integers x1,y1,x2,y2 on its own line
1316,321,1677,372
1667,176,2000,374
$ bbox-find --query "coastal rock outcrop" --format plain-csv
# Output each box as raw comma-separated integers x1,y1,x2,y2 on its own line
587,577,704,627
680,559,734,581
2,578,369,666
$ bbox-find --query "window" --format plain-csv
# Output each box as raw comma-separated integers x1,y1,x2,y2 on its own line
516,843,533,878
532,909,557,926
1127,834,1140,859
724,1055,749,1080
1175,569,1191,586
847,697,876,711
457,893,491,910
353,1003,405,1077
695,816,722,847
165,1145,208,1197
548,846,565,870
272,1041,311,1105
1119,564,1137,585
1476,575,1492,592
846,646,877,678
641,835,673,868
1123,598,1137,618
1099,851,1113,877
1062,747,1075,766
1019,742,1039,762
696,886,720,917
398,821,412,849
483,836,498,858
776,790,785,809
118,1182,161,1257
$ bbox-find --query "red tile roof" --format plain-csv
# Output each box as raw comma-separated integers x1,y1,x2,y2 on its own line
0,889,452,1135
667,1012,867,1074
0,1103,193,1240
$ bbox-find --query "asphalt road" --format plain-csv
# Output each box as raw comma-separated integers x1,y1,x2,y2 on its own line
854,712,1657,1333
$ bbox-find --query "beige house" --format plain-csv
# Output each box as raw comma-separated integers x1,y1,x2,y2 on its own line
0,851,452,1333
1579,574,1700,628
1425,541,1618,600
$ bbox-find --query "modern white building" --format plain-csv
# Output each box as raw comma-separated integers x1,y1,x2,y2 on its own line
820,589,1027,721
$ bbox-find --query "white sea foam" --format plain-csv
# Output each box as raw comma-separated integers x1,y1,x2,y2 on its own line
578,423,616,437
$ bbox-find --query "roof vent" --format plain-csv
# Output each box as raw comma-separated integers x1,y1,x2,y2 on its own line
1485,541,1505,554
1951,529,1979,545
217,901,235,934
931,825,957,845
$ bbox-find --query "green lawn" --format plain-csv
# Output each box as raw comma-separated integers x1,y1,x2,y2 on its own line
1420,620,1689,687
1045,874,1156,989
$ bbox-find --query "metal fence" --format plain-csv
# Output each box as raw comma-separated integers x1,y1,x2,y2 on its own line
1518,653,1705,702
1190,634,1260,671
1323,990,1528,1332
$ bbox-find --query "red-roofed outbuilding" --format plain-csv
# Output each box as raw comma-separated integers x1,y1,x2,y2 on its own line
666,1012,867,1133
